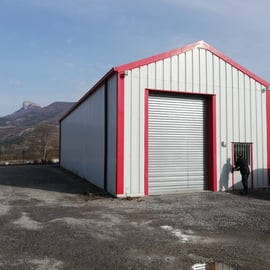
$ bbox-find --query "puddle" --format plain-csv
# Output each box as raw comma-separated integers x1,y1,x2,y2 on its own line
192,262,235,270
13,212,43,231
161,225,201,243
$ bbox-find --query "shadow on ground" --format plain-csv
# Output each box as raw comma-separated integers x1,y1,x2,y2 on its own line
0,164,110,197
227,188,270,201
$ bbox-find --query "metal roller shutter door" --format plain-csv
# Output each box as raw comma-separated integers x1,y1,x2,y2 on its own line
148,93,208,194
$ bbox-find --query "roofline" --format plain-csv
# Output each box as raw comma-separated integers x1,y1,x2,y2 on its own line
115,40,270,87
60,68,117,122
60,40,270,122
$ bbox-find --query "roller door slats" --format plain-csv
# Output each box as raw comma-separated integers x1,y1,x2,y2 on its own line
149,171,207,176
149,166,207,171
148,94,208,194
149,180,207,187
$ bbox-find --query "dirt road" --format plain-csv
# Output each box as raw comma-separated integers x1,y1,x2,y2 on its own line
0,165,269,269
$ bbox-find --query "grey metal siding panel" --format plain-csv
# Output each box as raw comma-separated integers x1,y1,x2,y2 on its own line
60,86,105,189
148,93,208,194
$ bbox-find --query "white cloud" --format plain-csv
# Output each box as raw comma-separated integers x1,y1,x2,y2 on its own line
64,62,75,68
163,0,270,19
162,0,269,36
65,39,72,45
22,0,124,20
8,79,24,86
160,0,270,82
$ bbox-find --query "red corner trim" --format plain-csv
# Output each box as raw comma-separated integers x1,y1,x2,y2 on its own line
231,143,234,191
116,72,125,195
251,143,254,189
266,91,270,186
208,95,217,191
144,89,149,195
115,41,269,87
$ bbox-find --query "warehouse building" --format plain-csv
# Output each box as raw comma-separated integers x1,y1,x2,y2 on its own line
60,41,270,197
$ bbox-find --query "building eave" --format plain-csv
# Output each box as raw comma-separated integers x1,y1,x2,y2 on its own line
115,40,270,87
60,68,117,122
60,40,270,123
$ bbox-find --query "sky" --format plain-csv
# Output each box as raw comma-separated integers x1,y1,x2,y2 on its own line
0,0,270,116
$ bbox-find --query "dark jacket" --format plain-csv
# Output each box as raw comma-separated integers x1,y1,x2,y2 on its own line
234,156,250,175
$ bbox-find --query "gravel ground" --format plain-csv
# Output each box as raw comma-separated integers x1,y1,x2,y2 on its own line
0,165,269,270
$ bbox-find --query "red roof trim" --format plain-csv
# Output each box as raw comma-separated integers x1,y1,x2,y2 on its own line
115,41,204,72
61,40,270,122
60,68,116,122
115,40,270,87
205,42,270,87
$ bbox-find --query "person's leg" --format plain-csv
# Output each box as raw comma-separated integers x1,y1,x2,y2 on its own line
242,174,248,194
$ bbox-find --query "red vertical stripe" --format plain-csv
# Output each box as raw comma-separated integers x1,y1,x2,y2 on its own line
144,90,149,195
231,143,234,191
208,95,217,191
251,143,254,189
116,73,125,195
266,91,270,186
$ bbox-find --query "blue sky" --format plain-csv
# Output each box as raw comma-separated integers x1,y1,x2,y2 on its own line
0,0,269,116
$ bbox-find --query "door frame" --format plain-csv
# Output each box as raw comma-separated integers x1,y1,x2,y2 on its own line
144,89,217,195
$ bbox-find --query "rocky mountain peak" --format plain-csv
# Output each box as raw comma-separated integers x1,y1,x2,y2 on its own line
22,101,41,110
0,101,75,163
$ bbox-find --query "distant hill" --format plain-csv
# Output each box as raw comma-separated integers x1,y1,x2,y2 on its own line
0,101,75,164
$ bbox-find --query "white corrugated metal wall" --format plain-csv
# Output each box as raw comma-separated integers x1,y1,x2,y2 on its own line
123,48,268,196
60,85,106,190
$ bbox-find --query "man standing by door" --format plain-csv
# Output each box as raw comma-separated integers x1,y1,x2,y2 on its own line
232,153,250,195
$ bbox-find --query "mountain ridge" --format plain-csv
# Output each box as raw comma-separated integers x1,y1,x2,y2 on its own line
0,101,75,163
1,101,74,127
